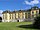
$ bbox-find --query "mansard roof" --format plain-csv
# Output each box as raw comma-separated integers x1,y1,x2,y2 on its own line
12,10,27,13
2,10,28,14
2,10,11,14
31,6,39,10
2,6,39,14
2,9,33,14
18,9,30,12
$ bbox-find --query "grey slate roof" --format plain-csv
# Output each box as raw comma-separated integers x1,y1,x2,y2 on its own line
2,6,39,14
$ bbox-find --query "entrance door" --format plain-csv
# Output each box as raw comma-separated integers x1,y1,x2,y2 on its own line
17,20,19,22
0,17,2,22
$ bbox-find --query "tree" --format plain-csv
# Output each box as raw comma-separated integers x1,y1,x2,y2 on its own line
33,14,40,29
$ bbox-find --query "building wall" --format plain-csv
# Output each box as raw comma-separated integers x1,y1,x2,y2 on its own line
10,14,13,20
31,9,39,18
25,12,28,19
7,13,10,20
19,12,23,19
3,13,10,20
2,14,5,20
23,12,25,19
12,13,15,19
15,12,18,19
2,9,39,22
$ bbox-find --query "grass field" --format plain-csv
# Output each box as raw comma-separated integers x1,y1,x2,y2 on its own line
0,22,39,30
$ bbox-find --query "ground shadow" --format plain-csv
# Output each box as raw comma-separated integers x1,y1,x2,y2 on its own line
17,24,40,29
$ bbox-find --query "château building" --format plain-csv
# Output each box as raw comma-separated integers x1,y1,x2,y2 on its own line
2,6,40,22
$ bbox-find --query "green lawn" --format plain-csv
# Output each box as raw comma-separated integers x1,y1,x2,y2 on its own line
0,22,39,30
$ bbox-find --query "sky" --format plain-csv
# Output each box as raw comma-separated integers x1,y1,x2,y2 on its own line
0,0,40,17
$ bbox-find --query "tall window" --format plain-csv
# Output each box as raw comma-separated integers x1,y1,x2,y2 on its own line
22,13,25,18
11,14,13,20
10,14,11,19
36,11,39,14
3,14,4,19
36,11,39,16
4,14,7,20
28,12,30,14
19,12,23,19
39,10,40,14
36,11,37,13
32,11,34,15
13,13,15,19
25,13,27,19
15,13,18,19
32,15,34,18
11,14,12,20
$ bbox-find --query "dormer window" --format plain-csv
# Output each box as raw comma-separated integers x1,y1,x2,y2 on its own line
32,8,34,10
31,6,39,10
36,8,37,9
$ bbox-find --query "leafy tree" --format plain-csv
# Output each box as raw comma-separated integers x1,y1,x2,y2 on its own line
33,14,40,29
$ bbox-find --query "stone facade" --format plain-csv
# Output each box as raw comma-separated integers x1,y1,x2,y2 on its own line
2,6,40,22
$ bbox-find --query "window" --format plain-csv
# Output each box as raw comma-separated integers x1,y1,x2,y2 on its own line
39,10,40,14
13,13,15,19
25,13,27,19
4,14,7,20
28,12,30,14
36,11,38,13
32,15,34,18
32,11,34,15
12,14,13,19
36,8,37,9
3,14,4,19
10,14,11,19
28,14,31,18
36,11,39,14
32,11,34,13
19,12,23,19
32,8,34,10
15,13,18,19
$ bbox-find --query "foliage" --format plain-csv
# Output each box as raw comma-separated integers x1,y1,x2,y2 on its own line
33,15,40,29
